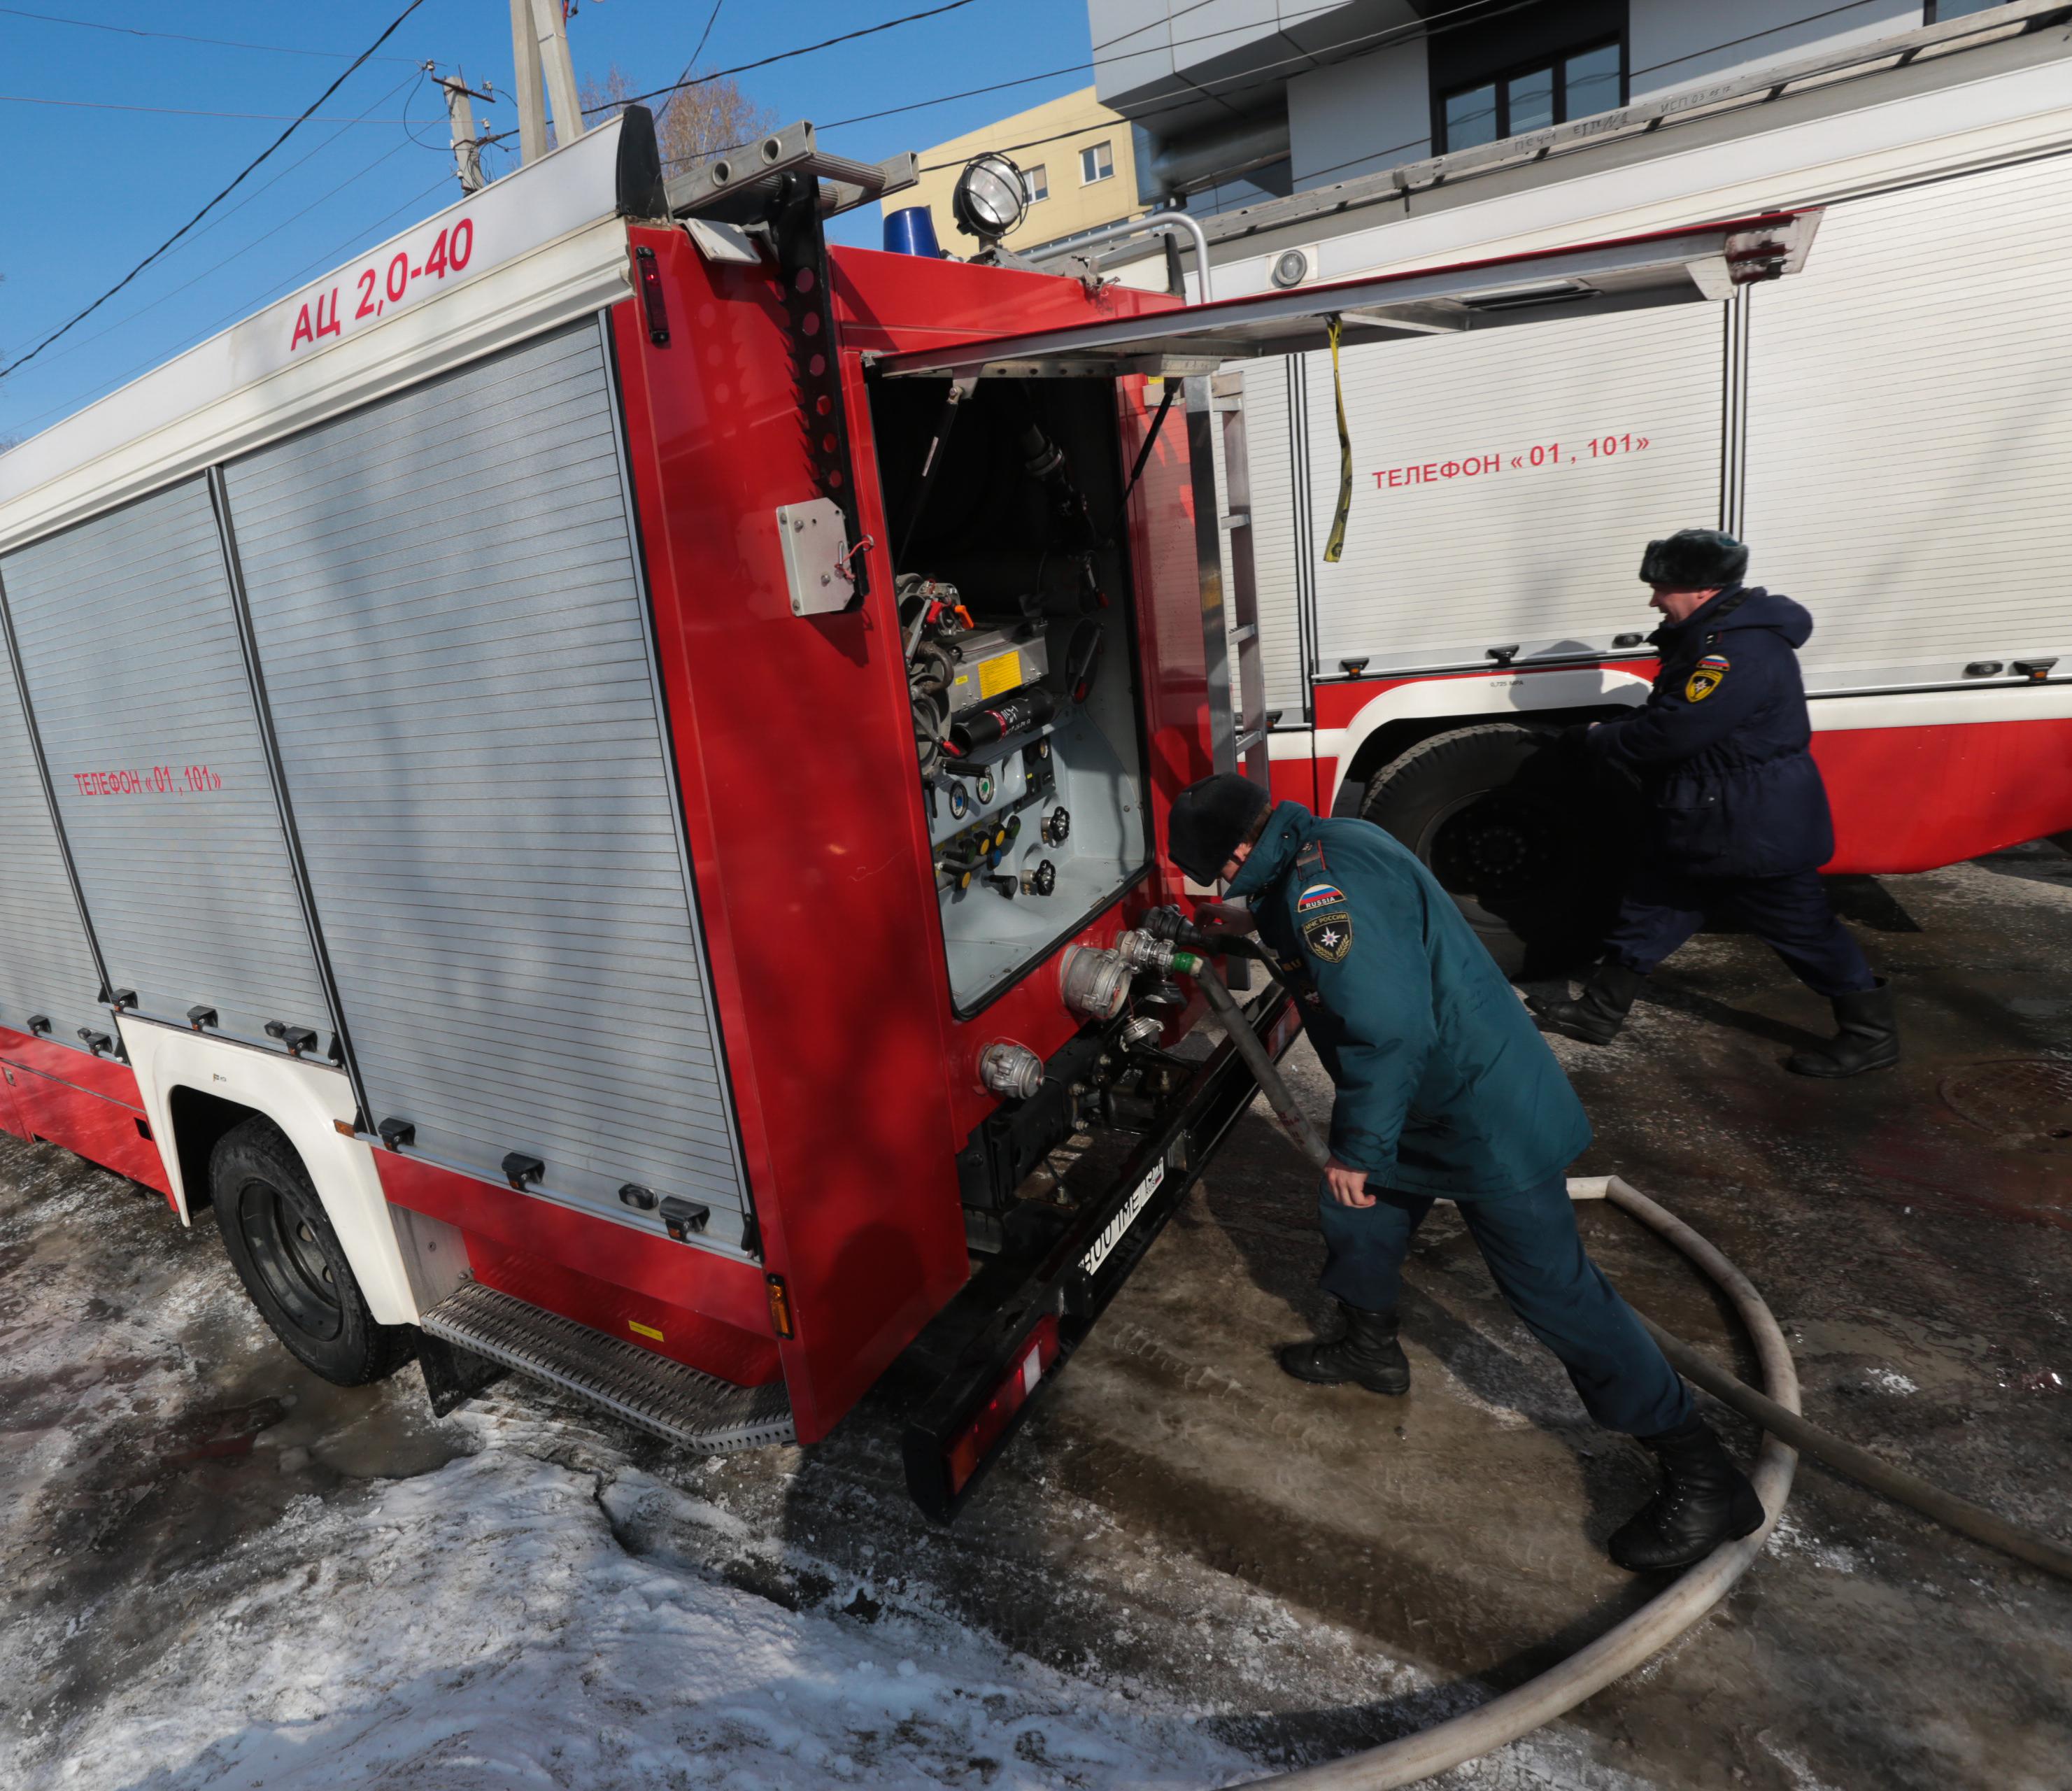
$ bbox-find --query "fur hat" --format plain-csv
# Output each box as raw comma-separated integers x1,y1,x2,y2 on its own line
1639,529,1749,590
1167,774,1272,884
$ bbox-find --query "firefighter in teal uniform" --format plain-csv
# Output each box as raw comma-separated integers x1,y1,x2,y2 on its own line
1167,773,1764,1571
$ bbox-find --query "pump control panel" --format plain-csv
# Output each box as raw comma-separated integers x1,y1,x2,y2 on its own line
879,381,1151,1011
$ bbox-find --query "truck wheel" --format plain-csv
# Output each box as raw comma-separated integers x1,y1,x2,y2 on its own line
210,1117,411,1386
1360,723,1624,977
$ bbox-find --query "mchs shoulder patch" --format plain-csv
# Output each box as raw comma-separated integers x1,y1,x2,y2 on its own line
1684,653,1729,702
1296,882,1346,912
1302,909,1354,963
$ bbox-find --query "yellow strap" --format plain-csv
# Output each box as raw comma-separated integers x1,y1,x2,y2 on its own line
1323,315,1352,565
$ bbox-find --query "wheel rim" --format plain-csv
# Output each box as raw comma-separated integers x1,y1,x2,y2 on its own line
235,1180,344,1342
1420,789,1572,927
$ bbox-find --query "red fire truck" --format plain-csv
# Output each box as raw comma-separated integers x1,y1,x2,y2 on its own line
0,111,1818,1516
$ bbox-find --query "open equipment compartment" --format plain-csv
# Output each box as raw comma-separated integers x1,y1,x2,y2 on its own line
870,376,1151,1014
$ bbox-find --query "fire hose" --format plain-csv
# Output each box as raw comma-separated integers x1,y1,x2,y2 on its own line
1144,939,2072,1788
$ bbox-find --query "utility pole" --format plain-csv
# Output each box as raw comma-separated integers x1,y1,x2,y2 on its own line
426,63,494,193
508,0,586,164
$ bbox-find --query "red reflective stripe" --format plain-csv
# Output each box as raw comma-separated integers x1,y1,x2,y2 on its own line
945,1313,1063,1496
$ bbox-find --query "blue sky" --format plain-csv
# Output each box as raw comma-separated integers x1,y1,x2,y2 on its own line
0,0,1098,445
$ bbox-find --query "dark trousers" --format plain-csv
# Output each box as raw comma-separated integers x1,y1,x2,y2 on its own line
1317,1172,1689,1437
1603,865,1875,998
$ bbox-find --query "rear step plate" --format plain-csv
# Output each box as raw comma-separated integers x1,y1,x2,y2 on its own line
420,1280,794,1452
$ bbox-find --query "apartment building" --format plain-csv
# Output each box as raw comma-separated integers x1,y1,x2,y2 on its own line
884,85,1139,250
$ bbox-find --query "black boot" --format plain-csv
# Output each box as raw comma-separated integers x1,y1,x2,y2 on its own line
1279,1302,1410,1395
1787,980,1899,1077
1530,961,1646,1045
1608,1411,1766,1572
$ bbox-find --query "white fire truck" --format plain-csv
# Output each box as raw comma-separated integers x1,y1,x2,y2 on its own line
1123,3,2072,972
0,108,1818,1515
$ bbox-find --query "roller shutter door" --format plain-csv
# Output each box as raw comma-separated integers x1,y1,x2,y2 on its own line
0,479,332,1050
225,320,753,1246
1298,302,1726,674
0,618,103,1052
1746,157,2072,691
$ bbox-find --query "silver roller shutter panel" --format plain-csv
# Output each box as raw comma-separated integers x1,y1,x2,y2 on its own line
0,610,104,1052
0,479,332,1049
225,319,753,1245
1746,158,2072,693
1303,303,1726,674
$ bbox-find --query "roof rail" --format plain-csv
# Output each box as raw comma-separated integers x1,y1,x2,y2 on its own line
666,120,918,223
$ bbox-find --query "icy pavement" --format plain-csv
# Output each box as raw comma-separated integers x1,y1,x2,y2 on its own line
0,1139,1256,1791
22,1447,1252,1791
0,1128,1635,1791
9,849,2072,1790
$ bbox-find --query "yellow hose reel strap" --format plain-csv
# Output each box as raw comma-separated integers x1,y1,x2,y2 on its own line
1324,314,1352,566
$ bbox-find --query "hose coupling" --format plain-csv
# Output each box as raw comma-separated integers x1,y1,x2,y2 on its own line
978,1042,1045,1101
1114,929,1205,977
1060,944,1131,1020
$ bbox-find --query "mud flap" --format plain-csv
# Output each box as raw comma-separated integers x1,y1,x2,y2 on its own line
415,1330,507,1418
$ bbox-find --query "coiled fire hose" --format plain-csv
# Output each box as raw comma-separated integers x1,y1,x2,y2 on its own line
1158,942,2072,1788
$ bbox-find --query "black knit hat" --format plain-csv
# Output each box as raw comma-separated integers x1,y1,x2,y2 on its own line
1639,528,1749,590
1168,773,1272,883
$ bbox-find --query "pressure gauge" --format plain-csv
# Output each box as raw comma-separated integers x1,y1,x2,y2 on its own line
952,153,1028,241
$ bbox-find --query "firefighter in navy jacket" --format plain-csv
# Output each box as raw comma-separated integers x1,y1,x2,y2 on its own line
1533,530,1899,1077
1166,775,1764,1573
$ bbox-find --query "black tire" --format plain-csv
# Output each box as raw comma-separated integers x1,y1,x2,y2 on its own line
1361,723,1628,977
210,1117,412,1386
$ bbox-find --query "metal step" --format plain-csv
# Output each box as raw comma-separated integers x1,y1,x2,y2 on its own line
420,1280,793,1452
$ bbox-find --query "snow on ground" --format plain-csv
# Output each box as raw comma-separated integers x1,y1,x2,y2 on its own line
0,1146,1257,1791
18,1438,1258,1791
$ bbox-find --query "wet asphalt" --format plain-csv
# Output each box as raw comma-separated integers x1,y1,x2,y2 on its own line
3,845,2069,1790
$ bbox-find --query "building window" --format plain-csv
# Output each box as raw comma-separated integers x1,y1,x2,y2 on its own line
1438,40,1624,153
1926,1,2011,19
1080,141,1114,185
1025,164,1049,204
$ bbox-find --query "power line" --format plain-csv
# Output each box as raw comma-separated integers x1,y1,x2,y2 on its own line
658,0,728,128
959,0,1933,199
587,0,985,113
915,0,1551,171
658,0,1531,176
15,71,427,382
1629,0,1899,78
661,62,1091,169
652,0,727,148
656,0,1519,173
1192,0,1945,192
1092,0,1358,57
8,171,458,440
0,5,421,62
0,92,417,122
0,0,428,381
